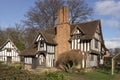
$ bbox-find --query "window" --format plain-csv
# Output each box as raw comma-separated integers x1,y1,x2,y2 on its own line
7,56,12,63
73,34,81,39
95,40,98,48
24,57,32,64
40,41,44,47
6,48,11,52
77,34,81,39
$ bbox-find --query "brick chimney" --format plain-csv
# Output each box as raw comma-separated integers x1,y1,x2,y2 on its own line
58,7,69,24
55,7,71,61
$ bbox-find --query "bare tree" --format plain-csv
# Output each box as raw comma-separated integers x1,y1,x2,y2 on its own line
0,29,6,46
22,27,38,47
24,0,64,29
67,0,93,23
24,0,93,29
3,25,25,51
114,48,120,54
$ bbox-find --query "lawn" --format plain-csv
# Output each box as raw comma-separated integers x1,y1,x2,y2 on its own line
79,70,116,80
58,69,117,80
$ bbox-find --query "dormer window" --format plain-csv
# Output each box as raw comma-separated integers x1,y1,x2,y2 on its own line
40,40,44,47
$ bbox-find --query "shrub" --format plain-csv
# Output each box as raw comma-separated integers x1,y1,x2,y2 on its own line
45,72,67,80
15,63,22,69
56,50,83,72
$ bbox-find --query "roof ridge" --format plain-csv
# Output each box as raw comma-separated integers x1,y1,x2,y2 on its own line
71,19,100,26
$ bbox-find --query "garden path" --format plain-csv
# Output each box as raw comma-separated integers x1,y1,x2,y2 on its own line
117,72,120,80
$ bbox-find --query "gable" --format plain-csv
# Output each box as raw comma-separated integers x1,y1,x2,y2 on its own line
96,25,100,33
36,34,44,42
70,20,101,40
4,41,14,49
71,25,84,35
1,40,18,51
94,25,102,41
73,28,81,35
34,31,57,45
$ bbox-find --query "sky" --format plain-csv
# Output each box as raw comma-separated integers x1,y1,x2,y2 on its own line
0,0,35,28
87,0,120,49
0,0,120,49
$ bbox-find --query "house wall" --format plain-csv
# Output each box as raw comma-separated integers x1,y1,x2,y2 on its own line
71,28,90,52
24,57,32,64
47,45,54,53
0,41,20,63
71,27,102,68
46,53,54,67
37,35,47,51
33,33,55,68
86,54,98,67
71,39,90,52
91,38,101,52
90,25,102,52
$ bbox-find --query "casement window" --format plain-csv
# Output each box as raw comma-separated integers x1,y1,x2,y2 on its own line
95,40,98,48
6,48,11,52
40,40,44,47
24,57,32,64
73,34,81,39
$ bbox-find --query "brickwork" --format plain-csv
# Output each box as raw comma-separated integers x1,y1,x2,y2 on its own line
55,7,71,61
24,64,32,70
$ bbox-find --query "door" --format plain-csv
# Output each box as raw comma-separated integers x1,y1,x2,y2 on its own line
7,56,12,63
38,53,46,66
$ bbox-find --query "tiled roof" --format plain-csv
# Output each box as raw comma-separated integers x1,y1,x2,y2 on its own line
40,30,57,45
71,20,100,40
20,44,37,56
0,39,18,51
22,20,106,56
22,28,57,56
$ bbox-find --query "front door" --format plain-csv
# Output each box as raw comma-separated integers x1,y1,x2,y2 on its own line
38,53,46,66
7,56,12,63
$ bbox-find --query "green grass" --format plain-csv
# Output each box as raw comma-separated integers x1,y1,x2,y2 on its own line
81,71,117,80
58,69,117,80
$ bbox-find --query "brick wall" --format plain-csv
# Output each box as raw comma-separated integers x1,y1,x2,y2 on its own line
55,7,71,61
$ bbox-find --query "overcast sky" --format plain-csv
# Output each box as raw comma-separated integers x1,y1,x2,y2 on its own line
0,0,120,49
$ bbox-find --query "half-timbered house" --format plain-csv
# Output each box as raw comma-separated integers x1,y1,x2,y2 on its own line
21,7,107,69
0,39,20,63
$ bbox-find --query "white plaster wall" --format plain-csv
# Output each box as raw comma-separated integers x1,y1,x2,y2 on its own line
0,41,20,62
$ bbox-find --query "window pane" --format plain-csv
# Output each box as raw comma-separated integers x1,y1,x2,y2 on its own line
40,41,44,47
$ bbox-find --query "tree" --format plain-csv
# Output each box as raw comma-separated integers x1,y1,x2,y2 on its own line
4,25,25,51
67,0,93,23
0,29,6,46
24,0,93,29
22,27,38,47
114,48,120,54
24,0,64,29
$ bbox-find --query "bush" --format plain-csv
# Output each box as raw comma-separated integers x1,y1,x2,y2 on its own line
0,63,47,80
15,63,22,69
56,50,83,72
45,72,67,80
